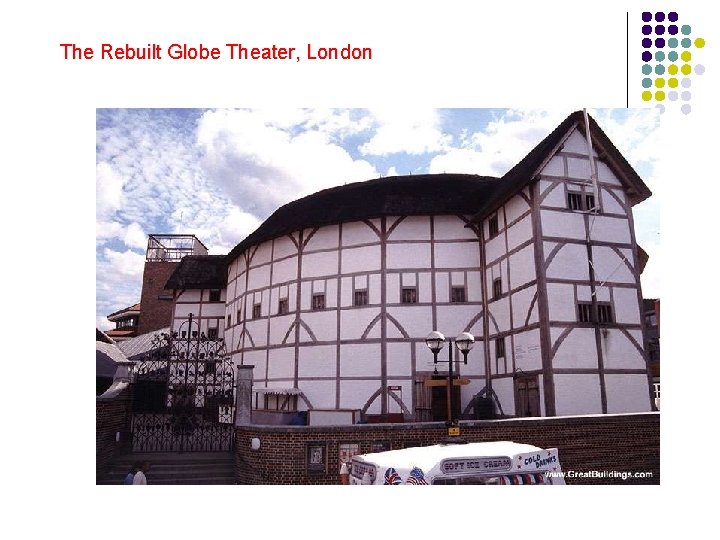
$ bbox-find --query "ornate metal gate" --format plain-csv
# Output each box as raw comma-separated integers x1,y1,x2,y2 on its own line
131,315,236,452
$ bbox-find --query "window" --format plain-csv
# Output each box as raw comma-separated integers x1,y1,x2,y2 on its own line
312,293,325,310
489,214,499,237
567,192,583,211
209,290,221,302
578,302,593,323
237,309,242,323
585,193,596,211
207,327,218,340
450,286,466,303
492,278,502,300
568,191,597,212
577,302,613,324
354,290,368,306
227,314,231,327
401,287,418,304
597,304,613,324
495,337,505,359
252,303,261,319
278,298,289,315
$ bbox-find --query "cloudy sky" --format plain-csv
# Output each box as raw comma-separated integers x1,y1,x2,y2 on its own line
96,108,661,329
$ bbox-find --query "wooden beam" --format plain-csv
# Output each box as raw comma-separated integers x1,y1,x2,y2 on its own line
424,378,471,387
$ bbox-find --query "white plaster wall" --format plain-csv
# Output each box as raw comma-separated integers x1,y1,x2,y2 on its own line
298,344,337,378
591,247,634,283
340,307,380,339
508,244,536,290
342,221,379,246
342,245,381,273
589,216,631,244
418,272,432,303
302,381,337,409
493,377,515,416
178,290,202,302
566,156,593,180
242,350,267,383
251,243,273,268
613,287,642,325
340,343,381,377
272,256,298,284
602,329,646,370
539,180,565,208
244,319,268,347
604,374,652,413
545,243,591,281
302,311,338,342
272,235,298,260
554,374,603,416
202,303,225,317
435,304,483,337
563,129,598,155
465,271,481,302
488,297,511,334
512,329,543,371
174,303,200,319
266,346,295,379
340,380,379,412
596,160,623,186
386,342,412,377
506,215,533,253
551,328,598,369
504,193,532,225
435,272,449,303
387,243,431,269
484,234,505,265
428,242,480,268
301,251,339,279
541,210,586,240
511,285,538,328
600,187,627,215
268,315,295,345
390,305,434,339
540,155,564,177
247,265,271,291
434,215,477,240
388,216,430,240
546,283,576,322
304,225,339,251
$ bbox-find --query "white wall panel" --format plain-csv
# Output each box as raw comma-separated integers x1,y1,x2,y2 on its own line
551,328,598,369
340,344,381,377
604,374,652,413
554,374,603,416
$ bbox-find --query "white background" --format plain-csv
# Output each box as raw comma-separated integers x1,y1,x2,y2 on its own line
2,0,716,537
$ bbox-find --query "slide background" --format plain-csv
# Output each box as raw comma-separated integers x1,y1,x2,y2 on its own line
3,0,716,536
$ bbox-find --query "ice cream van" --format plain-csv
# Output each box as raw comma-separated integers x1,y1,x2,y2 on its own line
348,441,565,485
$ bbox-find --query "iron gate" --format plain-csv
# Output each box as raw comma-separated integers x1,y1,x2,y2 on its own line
131,315,236,452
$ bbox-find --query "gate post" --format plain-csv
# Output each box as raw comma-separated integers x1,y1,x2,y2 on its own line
235,365,254,426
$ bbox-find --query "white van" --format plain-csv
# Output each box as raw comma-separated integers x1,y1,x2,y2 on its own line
349,441,565,485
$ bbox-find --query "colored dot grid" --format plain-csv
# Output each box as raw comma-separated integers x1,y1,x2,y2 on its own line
641,11,705,114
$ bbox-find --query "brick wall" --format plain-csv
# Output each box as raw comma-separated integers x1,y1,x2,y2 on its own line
137,261,178,334
96,388,133,483
235,412,659,485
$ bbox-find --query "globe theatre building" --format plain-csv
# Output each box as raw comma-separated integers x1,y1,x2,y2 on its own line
165,111,655,424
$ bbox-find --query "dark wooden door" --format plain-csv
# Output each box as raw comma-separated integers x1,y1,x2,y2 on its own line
514,376,540,417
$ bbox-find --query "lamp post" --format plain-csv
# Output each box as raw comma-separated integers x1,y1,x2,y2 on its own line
425,331,475,435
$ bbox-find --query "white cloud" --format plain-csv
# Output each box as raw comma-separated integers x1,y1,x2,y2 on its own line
103,248,145,277
96,161,125,219
197,109,378,216
124,222,147,250
359,109,451,156
429,110,568,176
